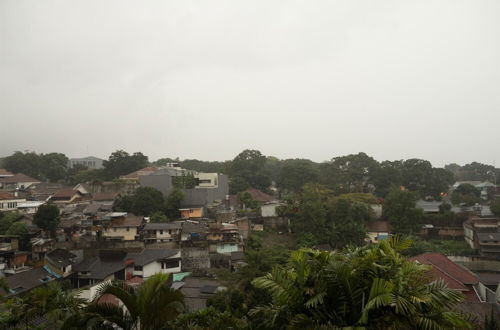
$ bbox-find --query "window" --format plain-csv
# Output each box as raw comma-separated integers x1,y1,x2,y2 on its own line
161,259,179,269
134,266,143,271
126,227,130,232
159,230,163,235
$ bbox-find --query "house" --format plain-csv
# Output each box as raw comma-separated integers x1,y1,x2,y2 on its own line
0,169,13,178
142,222,182,243
366,220,391,243
229,188,281,217
26,182,64,201
16,201,45,214
0,192,26,211
44,248,79,278
0,267,59,297
127,249,181,278
179,206,204,219
30,238,55,262
410,252,481,302
73,249,181,298
181,222,208,241
68,156,104,169
464,217,500,256
0,173,41,191
73,183,91,196
120,166,159,182
102,213,143,241
416,200,461,214
180,276,224,311
0,248,29,275
48,188,83,204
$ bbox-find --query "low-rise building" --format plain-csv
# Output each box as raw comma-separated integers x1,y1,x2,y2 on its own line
0,173,41,191
102,213,143,241
464,217,500,256
0,192,26,211
142,222,182,243
180,206,204,219
68,156,104,169
366,220,391,243
48,188,84,204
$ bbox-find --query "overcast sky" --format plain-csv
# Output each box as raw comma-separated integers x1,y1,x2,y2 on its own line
1,1,499,167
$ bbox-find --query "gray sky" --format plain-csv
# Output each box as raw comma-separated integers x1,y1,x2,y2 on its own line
1,0,499,167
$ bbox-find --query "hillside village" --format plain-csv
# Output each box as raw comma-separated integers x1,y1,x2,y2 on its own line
0,151,500,328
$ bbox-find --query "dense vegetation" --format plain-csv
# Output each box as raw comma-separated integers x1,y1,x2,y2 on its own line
0,238,475,329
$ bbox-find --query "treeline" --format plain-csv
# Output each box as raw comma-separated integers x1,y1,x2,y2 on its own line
2,149,498,199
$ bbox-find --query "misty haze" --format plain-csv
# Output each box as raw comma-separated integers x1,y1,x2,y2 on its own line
1,1,500,329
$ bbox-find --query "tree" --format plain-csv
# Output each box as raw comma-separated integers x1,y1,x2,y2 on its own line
70,273,184,330
490,198,500,217
251,238,470,329
34,204,60,236
276,159,319,194
230,149,271,193
327,194,371,248
40,152,69,182
451,183,481,206
130,187,164,216
173,306,247,329
6,222,30,250
0,212,21,235
150,211,169,223
384,188,423,234
3,151,42,179
165,188,184,219
103,150,149,179
320,152,379,194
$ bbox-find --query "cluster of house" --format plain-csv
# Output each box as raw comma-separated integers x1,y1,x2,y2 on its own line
0,164,287,311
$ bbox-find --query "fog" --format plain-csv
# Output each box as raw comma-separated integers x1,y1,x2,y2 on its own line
1,0,499,166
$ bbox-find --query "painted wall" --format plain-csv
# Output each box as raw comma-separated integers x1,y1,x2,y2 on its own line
103,227,138,241
0,198,26,211
261,203,280,217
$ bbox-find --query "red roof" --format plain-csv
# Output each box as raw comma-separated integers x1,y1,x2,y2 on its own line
126,276,144,286
51,188,81,199
98,293,120,305
245,188,276,203
0,169,13,176
0,192,17,200
110,214,143,227
409,252,480,302
0,173,40,184
92,192,120,201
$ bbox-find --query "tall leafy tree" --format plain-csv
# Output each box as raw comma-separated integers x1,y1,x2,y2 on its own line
66,273,184,330
229,149,271,193
165,188,184,219
384,188,423,234
103,150,149,179
40,152,69,182
276,159,319,194
251,238,470,329
34,204,60,236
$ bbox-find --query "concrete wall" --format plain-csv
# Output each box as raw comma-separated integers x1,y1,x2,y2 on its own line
140,173,229,206
261,203,280,217
103,227,138,241
181,248,210,272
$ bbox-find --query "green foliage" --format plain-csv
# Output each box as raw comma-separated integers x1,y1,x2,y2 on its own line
276,159,319,193
5,222,30,250
403,238,477,257
150,211,169,223
251,238,471,329
34,204,60,235
0,212,22,235
69,273,184,330
165,188,184,219
154,157,230,173
1,281,85,329
446,162,499,182
491,198,500,217
319,152,379,194
384,188,423,234
172,306,247,329
3,151,69,182
237,191,260,211
452,184,482,206
172,173,197,189
230,149,271,194
103,150,149,179
130,187,164,216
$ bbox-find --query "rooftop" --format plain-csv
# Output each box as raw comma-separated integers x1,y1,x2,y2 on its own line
143,222,182,231
110,214,143,227
0,173,40,184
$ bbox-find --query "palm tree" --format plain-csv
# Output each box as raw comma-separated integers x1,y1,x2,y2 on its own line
65,273,185,330
251,237,472,329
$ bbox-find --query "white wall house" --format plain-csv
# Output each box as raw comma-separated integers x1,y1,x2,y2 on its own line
0,193,26,212
261,202,282,217
195,173,219,188
130,250,182,278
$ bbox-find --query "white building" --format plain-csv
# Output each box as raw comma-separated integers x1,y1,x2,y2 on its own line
68,156,104,169
0,192,26,212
